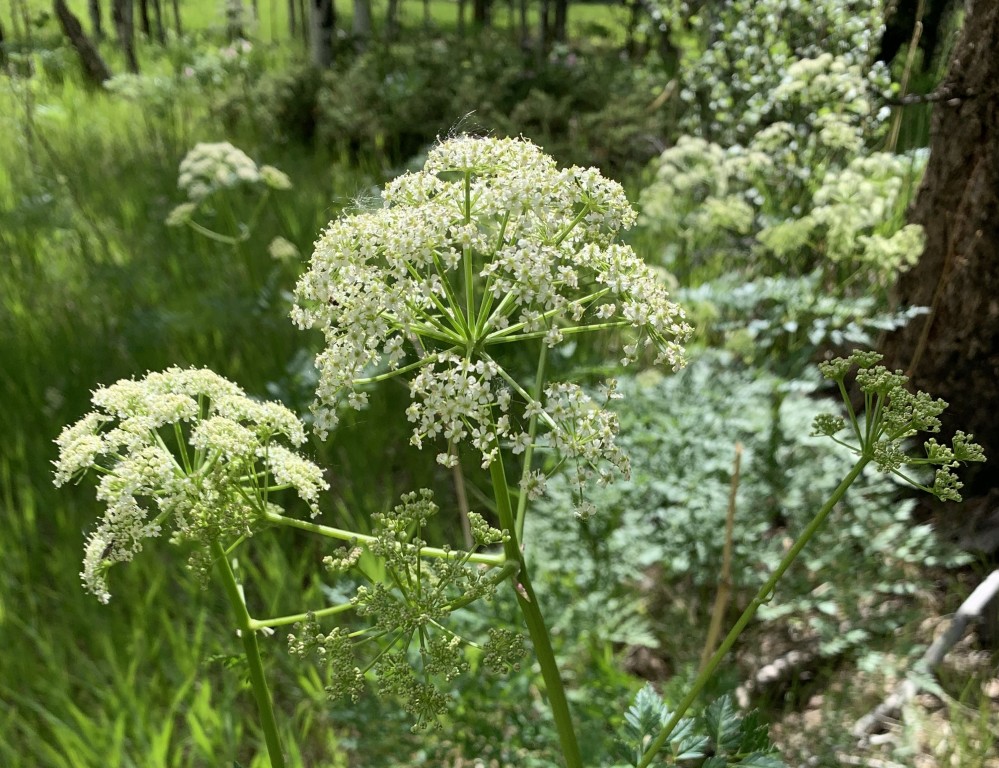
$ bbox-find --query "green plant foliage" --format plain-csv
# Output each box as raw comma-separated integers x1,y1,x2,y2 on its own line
529,352,971,665
677,272,929,373
615,685,784,767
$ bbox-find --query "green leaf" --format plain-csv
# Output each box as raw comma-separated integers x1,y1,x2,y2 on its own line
737,752,787,768
703,695,742,753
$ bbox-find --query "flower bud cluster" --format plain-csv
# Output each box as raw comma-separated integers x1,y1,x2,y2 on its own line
814,351,985,502
291,489,517,729
54,368,326,603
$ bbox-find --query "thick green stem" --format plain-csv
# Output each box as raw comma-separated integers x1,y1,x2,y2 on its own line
636,457,871,768
489,456,583,768
212,541,287,768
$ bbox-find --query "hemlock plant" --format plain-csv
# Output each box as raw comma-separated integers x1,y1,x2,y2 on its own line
54,136,982,767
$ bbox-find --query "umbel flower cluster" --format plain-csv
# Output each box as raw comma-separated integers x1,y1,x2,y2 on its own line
292,136,691,486
177,141,291,202
812,351,985,502
54,368,326,603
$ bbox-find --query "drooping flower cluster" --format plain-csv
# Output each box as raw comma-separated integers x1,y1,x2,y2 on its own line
293,135,691,485
54,368,327,603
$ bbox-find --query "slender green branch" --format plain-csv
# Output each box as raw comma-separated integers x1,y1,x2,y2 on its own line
489,454,583,768
485,319,628,345
211,541,287,768
636,457,871,768
263,510,506,566
352,351,452,386
249,600,356,631
186,218,246,244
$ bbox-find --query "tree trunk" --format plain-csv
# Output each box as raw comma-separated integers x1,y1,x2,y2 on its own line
385,0,400,40
138,0,151,37
553,0,567,43
882,0,999,524
112,0,139,72
171,0,182,36
539,0,552,55
0,20,7,68
309,0,335,67
352,0,372,44
288,0,297,37
150,0,164,43
54,0,113,85
88,0,103,40
473,0,490,27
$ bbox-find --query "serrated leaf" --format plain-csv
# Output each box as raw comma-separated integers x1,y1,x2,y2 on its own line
703,695,742,753
736,709,774,753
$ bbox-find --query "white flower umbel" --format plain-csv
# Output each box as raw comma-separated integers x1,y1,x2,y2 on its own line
54,368,327,603
177,141,261,201
293,136,691,485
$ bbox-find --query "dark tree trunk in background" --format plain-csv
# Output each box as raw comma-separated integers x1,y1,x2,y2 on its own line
171,0,182,36
473,0,490,27
88,0,103,40
385,0,400,40
54,0,113,84
0,21,7,68
882,0,999,550
352,0,372,44
553,0,567,43
288,0,297,37
138,0,151,37
309,0,335,66
150,0,164,43
878,0,955,67
112,0,139,72
539,0,551,53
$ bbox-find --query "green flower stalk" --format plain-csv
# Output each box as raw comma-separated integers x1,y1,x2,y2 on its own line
292,135,692,765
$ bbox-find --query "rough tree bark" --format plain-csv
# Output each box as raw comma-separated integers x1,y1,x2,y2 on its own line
882,0,999,549
54,0,113,85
